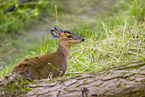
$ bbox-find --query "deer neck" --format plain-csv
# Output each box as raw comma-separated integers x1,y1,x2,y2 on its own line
57,40,70,61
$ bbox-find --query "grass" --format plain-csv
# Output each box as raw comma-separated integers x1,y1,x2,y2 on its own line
67,22,145,75
0,0,145,78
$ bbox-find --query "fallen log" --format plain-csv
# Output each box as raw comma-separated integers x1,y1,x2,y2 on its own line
0,59,145,97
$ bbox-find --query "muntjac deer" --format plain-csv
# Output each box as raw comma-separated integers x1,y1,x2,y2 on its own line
11,26,84,80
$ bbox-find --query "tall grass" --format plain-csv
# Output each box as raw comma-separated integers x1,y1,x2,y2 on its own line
67,22,145,75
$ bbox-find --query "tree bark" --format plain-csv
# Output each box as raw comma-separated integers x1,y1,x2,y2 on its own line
0,59,145,97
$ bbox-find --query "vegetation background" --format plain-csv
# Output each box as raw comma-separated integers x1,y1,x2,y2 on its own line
0,0,145,78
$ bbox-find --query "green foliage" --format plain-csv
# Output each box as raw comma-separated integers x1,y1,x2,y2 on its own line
0,1,38,35
127,0,145,22
0,0,59,39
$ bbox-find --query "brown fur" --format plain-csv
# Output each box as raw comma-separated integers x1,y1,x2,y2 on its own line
11,26,84,80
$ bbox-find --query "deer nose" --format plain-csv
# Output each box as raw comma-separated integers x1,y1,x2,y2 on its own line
82,38,85,42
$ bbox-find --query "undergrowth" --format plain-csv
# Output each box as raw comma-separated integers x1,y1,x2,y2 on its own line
0,0,64,39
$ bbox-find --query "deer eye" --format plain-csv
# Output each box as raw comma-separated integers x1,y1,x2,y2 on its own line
67,35,72,38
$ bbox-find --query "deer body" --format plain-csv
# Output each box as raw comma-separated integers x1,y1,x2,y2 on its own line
11,26,84,80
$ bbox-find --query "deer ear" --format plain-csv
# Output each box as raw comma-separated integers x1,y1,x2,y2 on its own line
51,30,60,38
54,26,62,32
